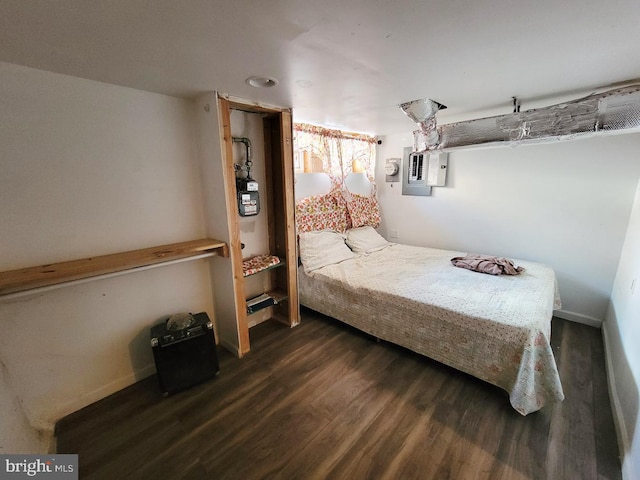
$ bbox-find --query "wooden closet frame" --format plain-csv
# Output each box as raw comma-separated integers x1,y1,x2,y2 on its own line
218,96,300,356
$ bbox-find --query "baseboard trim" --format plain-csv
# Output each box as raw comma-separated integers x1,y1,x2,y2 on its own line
220,338,241,358
48,363,157,437
602,326,636,480
73,364,157,411
43,426,56,454
554,309,602,328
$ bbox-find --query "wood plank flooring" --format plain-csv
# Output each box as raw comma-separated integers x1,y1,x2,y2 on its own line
55,308,621,480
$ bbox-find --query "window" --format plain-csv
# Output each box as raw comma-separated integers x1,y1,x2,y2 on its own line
293,123,377,188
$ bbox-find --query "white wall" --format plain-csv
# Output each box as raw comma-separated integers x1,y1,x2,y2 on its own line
193,93,241,355
376,132,640,324
0,359,44,454
604,177,640,480
0,62,215,452
231,110,271,326
232,111,269,263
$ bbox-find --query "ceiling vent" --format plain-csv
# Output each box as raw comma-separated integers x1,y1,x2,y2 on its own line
401,85,640,151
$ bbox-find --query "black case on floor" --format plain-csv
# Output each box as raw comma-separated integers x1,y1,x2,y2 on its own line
150,311,220,395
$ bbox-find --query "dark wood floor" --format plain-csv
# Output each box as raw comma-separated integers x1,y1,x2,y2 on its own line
56,308,621,480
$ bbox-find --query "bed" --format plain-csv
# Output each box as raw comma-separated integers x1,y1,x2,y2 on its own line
295,189,564,415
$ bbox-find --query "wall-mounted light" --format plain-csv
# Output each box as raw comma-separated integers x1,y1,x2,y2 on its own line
345,171,372,196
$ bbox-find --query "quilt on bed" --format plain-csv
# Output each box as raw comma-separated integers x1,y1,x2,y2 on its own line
298,243,564,415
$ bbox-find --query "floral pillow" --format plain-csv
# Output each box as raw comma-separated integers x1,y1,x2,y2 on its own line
346,193,381,228
295,190,349,233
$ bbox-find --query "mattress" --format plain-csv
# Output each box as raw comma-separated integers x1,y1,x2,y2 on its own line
298,243,564,415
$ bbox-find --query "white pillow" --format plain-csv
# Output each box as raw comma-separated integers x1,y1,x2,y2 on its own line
345,226,390,254
299,230,357,274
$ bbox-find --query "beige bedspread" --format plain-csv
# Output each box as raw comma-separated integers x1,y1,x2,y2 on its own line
298,243,564,415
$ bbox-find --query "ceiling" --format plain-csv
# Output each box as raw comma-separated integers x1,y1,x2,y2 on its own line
2,0,640,135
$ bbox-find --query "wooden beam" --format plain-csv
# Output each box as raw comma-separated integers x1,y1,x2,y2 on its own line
0,238,227,296
280,110,300,327
218,95,251,356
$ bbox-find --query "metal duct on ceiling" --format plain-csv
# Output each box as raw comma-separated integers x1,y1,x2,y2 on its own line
399,98,447,147
402,85,640,151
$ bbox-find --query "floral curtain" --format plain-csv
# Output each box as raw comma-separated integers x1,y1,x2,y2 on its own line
293,123,377,188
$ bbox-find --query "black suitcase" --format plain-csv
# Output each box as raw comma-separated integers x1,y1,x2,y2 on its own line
150,312,220,395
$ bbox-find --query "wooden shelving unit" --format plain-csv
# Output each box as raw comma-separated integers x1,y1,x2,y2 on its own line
216,95,300,356
246,289,289,315
0,238,228,296
243,258,285,277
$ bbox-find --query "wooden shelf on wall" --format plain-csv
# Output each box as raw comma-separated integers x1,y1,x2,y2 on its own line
0,238,228,297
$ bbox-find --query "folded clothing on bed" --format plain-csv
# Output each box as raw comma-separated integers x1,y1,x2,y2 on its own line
451,253,524,275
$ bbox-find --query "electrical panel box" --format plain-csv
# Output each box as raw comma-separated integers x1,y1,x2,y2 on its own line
426,152,448,186
402,147,448,196
402,147,431,196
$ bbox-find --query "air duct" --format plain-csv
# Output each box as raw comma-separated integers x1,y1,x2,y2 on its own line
400,98,447,148
401,85,640,151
